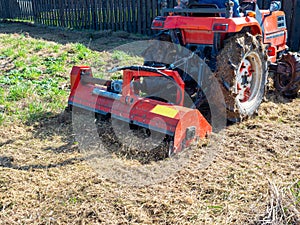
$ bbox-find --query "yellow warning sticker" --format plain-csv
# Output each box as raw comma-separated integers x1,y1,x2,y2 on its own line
150,105,178,118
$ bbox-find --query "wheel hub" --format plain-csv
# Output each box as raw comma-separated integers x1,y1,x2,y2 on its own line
237,59,253,102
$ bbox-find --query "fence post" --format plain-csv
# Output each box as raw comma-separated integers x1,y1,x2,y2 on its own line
288,0,300,50
32,0,41,23
91,0,98,30
58,0,65,27
0,0,10,18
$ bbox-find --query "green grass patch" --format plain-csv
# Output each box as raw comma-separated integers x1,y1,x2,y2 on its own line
0,32,142,125
0,87,5,105
2,48,14,57
0,35,89,124
7,83,32,101
291,180,300,204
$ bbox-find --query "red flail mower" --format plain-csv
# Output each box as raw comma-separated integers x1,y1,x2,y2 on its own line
68,65,212,155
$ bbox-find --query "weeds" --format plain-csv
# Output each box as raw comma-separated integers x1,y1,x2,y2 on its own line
0,34,96,125
257,180,300,225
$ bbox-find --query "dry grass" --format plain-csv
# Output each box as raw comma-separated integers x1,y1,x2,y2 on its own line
0,92,298,225
0,22,299,224
256,180,300,224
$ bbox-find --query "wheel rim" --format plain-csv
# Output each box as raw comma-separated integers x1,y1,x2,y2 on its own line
235,52,263,109
236,58,253,102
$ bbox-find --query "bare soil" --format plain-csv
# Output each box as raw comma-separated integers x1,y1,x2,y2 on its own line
0,22,299,224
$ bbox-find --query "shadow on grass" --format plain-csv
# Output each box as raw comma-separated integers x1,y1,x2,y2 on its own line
28,109,171,165
0,155,84,170
0,20,148,52
265,89,297,104
28,110,77,147
0,139,15,148
0,110,87,170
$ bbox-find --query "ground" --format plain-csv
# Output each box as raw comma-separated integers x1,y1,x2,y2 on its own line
0,22,299,224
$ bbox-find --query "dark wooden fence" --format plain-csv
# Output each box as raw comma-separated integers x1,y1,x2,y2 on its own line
0,0,299,50
30,0,173,35
0,0,176,35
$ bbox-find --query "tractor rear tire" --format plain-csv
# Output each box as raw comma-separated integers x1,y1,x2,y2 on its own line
215,32,268,121
274,52,300,98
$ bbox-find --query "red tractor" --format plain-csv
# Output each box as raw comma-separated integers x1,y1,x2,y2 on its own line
148,0,300,119
68,0,299,156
